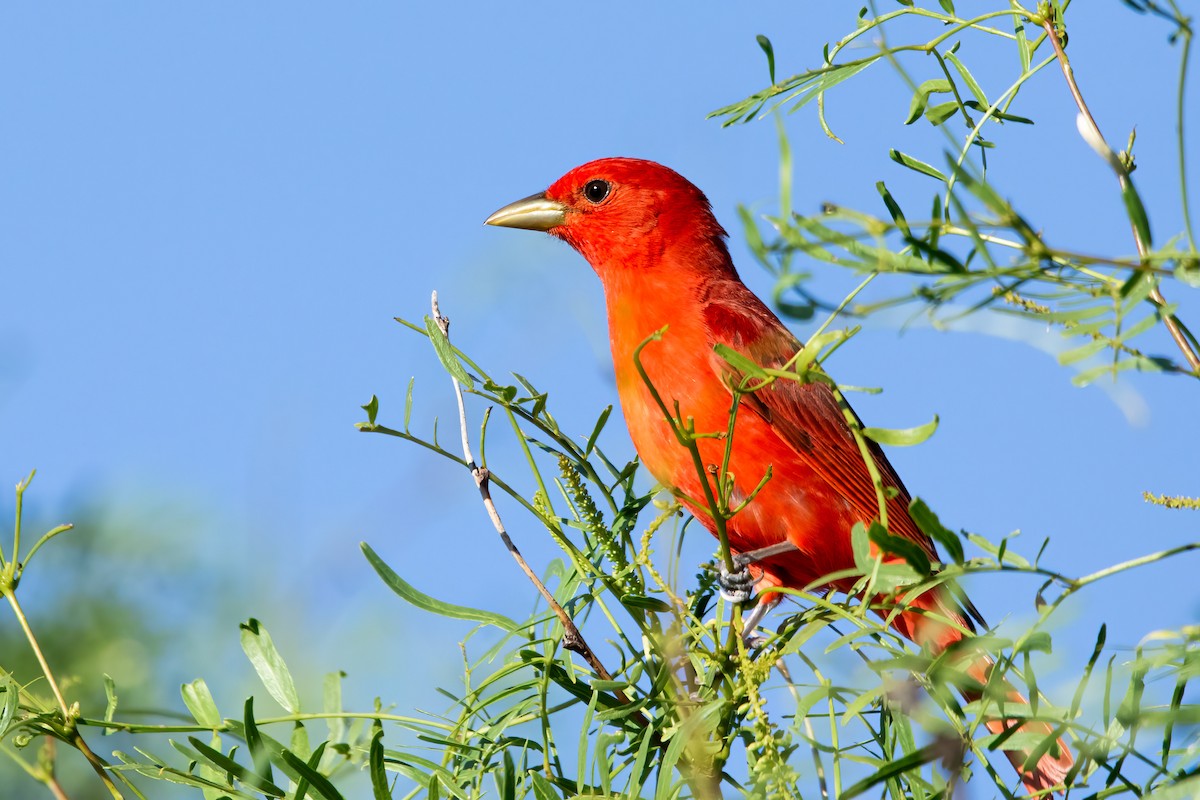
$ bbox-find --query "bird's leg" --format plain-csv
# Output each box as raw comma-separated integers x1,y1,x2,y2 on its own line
715,540,799,645
740,601,771,640
717,540,799,601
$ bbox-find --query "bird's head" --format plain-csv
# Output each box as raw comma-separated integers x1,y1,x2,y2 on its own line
485,158,732,281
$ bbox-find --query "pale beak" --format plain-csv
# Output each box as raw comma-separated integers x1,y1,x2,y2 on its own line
484,192,567,231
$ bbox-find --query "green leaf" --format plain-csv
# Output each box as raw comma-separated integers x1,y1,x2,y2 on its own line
1116,665,1147,726
965,532,1030,567
851,522,872,573
181,678,222,728
1057,339,1108,366
1121,179,1154,249
530,773,561,800
841,744,939,798
923,100,959,126
239,619,301,715
584,405,613,456
362,542,518,631
497,750,516,800
904,79,952,125
369,727,390,800
867,521,931,576
281,742,344,800
862,415,938,446
944,52,987,106
1118,310,1166,344
713,343,767,380
908,498,963,564
889,149,948,182
164,740,251,798
1014,17,1031,72
244,698,274,789
103,674,118,729
1176,258,1200,287
1071,358,1140,387
784,61,875,115
423,315,474,389
322,672,346,745
0,675,19,738
483,378,517,403
938,0,955,13
1143,775,1200,800
962,101,1033,124
621,594,672,613
404,378,414,431
361,395,379,426
187,736,286,797
875,181,910,238
756,34,775,85
1016,631,1053,655
789,216,942,274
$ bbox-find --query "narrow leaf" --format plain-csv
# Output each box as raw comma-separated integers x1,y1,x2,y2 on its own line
244,697,274,788
841,745,939,798
584,405,613,456
945,51,987,107
868,521,932,576
404,378,414,431
281,742,343,800
714,343,767,379
889,149,948,182
181,679,222,729
756,34,776,85
361,395,379,426
423,315,474,388
239,619,301,715
369,727,390,800
1057,339,1108,366
908,498,963,564
904,79,953,125
187,737,285,797
924,100,959,126
362,543,518,631
862,415,938,446
875,181,910,237
103,674,118,729
1121,180,1154,249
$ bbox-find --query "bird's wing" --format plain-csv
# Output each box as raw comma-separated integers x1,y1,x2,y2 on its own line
701,287,935,557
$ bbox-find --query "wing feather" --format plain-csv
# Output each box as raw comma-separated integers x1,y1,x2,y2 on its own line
701,287,936,559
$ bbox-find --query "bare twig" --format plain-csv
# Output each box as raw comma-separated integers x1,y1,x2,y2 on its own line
428,291,644,721
1041,14,1200,373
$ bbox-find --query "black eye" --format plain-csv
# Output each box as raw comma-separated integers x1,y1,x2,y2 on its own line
583,179,611,204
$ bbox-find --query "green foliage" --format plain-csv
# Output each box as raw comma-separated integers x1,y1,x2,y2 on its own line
2,3,1198,799
717,2,1199,384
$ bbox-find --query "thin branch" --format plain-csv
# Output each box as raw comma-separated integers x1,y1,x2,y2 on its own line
428,291,644,724
1041,15,1200,373
5,592,69,720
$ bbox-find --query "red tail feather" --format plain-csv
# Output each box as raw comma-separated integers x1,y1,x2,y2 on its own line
905,590,1075,794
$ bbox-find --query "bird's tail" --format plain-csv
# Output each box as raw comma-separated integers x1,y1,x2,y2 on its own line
898,590,1075,795
961,656,1075,794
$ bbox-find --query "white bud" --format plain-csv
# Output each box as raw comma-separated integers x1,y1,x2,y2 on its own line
1075,112,1123,171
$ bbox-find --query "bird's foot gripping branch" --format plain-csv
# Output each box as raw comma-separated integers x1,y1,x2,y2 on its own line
357,292,1199,799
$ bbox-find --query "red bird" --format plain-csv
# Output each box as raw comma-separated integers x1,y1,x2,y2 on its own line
486,157,1073,793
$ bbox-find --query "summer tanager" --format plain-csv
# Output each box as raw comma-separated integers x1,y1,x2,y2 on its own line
486,157,1073,793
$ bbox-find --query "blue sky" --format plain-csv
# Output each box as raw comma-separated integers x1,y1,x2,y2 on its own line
1,0,1196,773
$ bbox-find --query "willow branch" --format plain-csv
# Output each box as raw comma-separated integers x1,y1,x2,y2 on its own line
428,291,644,723
1041,15,1200,373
